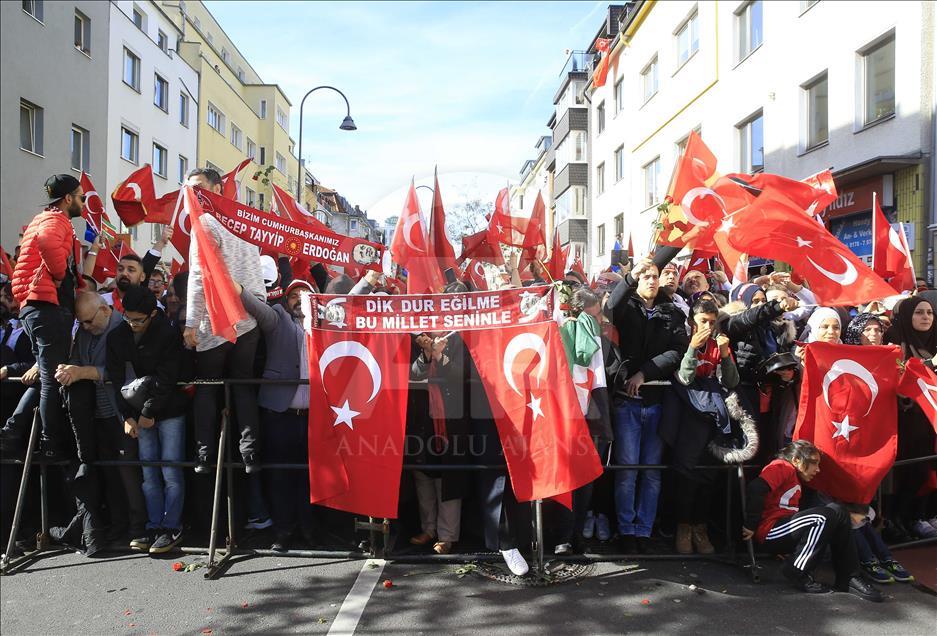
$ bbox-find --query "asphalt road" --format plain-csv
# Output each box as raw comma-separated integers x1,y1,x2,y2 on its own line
1,549,935,635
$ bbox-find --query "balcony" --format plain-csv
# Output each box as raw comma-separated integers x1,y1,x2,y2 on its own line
559,51,594,78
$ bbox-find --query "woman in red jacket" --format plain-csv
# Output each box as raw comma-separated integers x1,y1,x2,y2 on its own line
1,175,85,457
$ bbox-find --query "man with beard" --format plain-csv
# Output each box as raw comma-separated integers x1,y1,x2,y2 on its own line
3,175,86,457
236,279,314,550
101,253,165,313
659,262,689,318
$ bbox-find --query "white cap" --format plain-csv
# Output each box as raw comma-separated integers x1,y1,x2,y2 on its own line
260,255,278,287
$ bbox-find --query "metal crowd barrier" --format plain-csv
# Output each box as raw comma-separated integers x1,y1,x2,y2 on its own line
1,377,935,581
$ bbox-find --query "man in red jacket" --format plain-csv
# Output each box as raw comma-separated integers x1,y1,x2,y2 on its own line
2,175,85,457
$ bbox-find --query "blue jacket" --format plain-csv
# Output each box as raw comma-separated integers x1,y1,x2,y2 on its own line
240,289,305,412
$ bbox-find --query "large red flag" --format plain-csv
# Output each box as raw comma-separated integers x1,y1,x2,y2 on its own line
725,190,897,305
520,192,547,258
91,238,121,283
897,357,937,431
871,195,915,293
305,326,411,518
592,38,612,88
794,342,902,503
111,165,158,227
489,188,531,247
668,130,718,206
462,321,602,502
390,181,443,293
459,227,505,266
184,186,247,343
271,182,328,230
221,158,252,201
79,172,110,233
428,169,457,275
544,230,569,282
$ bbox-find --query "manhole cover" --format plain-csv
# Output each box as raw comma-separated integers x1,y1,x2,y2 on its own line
474,560,596,587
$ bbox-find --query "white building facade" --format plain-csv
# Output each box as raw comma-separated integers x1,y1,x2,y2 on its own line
107,0,198,258
586,0,934,280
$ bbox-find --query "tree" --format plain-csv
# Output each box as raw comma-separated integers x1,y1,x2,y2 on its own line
446,198,491,242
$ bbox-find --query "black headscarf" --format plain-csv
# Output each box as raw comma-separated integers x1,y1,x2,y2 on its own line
884,296,936,360
843,312,883,346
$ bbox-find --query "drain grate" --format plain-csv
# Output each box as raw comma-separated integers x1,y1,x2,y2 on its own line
473,560,596,587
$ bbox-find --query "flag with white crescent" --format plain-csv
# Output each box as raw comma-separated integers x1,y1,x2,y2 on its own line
793,342,901,503
303,321,412,518
390,180,444,293
462,321,602,502
871,194,916,293
111,164,158,226
897,357,937,433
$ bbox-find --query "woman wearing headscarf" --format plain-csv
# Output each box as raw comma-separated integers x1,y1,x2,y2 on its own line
802,307,842,344
884,296,936,540
843,313,885,347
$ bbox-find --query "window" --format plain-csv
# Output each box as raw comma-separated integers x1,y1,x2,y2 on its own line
350,219,359,232
207,103,225,133
245,187,256,207
221,47,230,64
738,111,764,173
804,72,828,148
259,100,267,119
230,124,243,150
596,162,605,195
151,224,161,243
614,214,624,240
614,78,624,114
275,152,287,173
862,34,895,125
132,6,145,31
157,30,168,53
70,125,89,172
179,93,189,127
276,107,288,130
193,16,201,30
641,55,659,103
570,186,587,216
596,101,605,134
737,1,763,61
676,9,700,68
614,145,624,182
121,127,139,163
74,10,90,55
177,155,188,184
259,147,266,165
123,48,141,90
569,131,586,162
596,224,606,256
258,192,265,211
154,74,169,112
246,138,256,161
676,126,702,156
643,157,661,207
152,143,168,178
518,194,525,210
23,0,43,22
19,99,43,154
237,68,245,82
205,32,213,45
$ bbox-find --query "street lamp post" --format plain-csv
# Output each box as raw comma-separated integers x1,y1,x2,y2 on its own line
295,85,356,202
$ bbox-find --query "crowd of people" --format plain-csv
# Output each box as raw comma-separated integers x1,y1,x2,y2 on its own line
1,171,935,601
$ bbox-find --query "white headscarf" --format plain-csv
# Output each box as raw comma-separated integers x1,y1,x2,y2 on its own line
805,307,842,343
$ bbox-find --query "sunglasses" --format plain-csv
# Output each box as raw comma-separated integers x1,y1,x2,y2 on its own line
122,313,152,326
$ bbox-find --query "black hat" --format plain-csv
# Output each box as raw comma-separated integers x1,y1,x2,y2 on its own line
758,352,799,377
44,174,81,202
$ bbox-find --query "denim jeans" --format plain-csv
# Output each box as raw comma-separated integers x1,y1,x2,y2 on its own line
19,302,72,446
612,400,663,537
138,415,186,531
854,523,893,563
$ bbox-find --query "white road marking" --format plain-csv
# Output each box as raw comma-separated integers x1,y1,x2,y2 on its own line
328,558,386,635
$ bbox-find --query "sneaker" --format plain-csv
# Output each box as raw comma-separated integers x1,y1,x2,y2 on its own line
129,533,152,552
149,529,183,555
782,563,831,594
595,514,611,541
860,560,895,584
245,517,273,531
882,560,914,582
582,511,595,539
554,543,573,556
911,519,937,539
500,548,529,576
841,576,884,602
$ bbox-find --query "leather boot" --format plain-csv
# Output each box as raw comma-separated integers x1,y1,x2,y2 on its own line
675,523,693,555
692,524,715,555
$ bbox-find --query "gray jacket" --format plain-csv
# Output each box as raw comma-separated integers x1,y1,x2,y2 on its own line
69,310,123,414
240,289,304,412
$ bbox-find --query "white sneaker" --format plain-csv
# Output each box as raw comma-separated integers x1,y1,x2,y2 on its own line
927,517,937,532
582,511,595,539
911,519,937,539
554,543,573,556
245,517,273,530
500,548,529,576
595,513,611,541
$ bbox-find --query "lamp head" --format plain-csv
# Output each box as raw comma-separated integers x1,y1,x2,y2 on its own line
340,115,357,131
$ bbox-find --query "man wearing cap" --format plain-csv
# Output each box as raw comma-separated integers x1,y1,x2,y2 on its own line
2,175,85,456
236,278,315,550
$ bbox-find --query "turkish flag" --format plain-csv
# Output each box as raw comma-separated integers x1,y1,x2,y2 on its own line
157,189,191,262
428,169,458,276
459,225,504,266
464,259,490,291
544,229,569,282
668,130,718,205
462,321,603,502
717,172,838,218
111,165,157,227
799,169,838,216
897,357,937,431
489,187,531,247
793,342,901,503
91,238,123,283
390,181,443,293
271,182,329,230
520,192,547,259
871,196,916,293
592,38,612,88
726,189,896,305
79,172,110,234
305,327,411,518
184,186,247,342
221,158,252,201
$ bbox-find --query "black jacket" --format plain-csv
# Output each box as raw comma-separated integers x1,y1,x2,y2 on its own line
106,310,191,420
605,277,688,405
723,300,797,384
